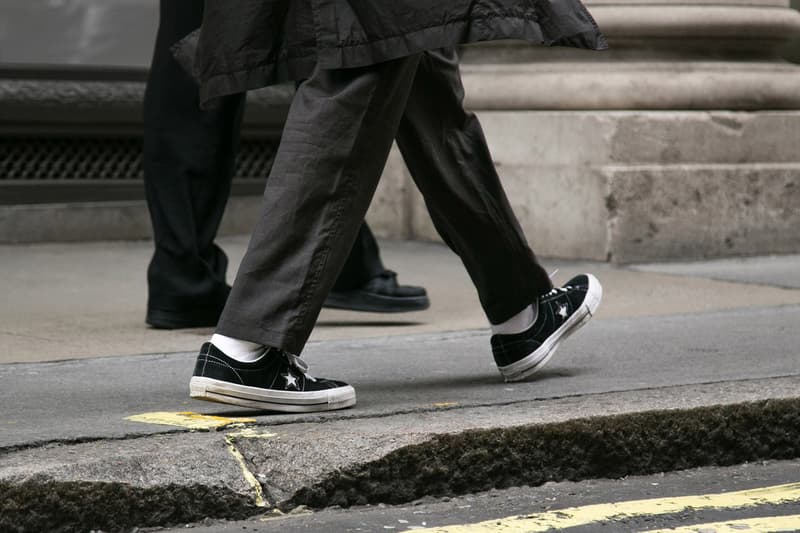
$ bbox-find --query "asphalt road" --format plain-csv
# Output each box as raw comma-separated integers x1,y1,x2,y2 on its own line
3,304,799,450
165,459,800,532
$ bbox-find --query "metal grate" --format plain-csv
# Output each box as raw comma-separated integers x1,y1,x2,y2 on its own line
0,137,277,181
235,139,279,181
1,138,142,180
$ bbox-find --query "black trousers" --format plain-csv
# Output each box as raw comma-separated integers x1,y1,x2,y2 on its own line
143,0,385,316
217,51,553,354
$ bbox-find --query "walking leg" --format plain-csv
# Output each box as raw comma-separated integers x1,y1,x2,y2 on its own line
143,0,245,328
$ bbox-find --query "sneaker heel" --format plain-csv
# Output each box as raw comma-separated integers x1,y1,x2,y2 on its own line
189,377,208,398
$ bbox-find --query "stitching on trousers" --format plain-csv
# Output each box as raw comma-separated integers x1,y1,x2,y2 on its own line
293,188,349,337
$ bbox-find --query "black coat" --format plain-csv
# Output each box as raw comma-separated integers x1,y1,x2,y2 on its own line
181,0,606,105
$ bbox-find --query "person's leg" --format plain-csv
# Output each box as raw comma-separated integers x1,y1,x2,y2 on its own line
143,0,245,329
396,49,552,323
396,50,602,381
326,223,430,312
288,76,427,314
216,56,422,352
190,56,424,411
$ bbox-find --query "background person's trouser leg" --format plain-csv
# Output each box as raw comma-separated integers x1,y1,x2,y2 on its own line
217,56,424,353
143,0,245,318
289,82,388,293
333,224,386,291
395,50,552,324
145,0,389,324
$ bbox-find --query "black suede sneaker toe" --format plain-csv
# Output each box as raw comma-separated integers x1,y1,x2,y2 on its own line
492,273,602,382
189,343,356,412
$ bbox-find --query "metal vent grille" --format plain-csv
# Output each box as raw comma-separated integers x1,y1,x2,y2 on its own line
0,137,276,181
1,138,143,180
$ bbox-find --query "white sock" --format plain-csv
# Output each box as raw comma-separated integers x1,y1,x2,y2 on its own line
490,304,538,335
211,333,267,362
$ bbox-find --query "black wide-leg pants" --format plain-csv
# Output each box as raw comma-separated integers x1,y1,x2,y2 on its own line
217,50,553,354
143,0,386,316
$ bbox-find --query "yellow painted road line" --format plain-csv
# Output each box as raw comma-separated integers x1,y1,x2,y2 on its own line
225,434,268,508
228,427,278,440
412,483,800,533
224,428,280,508
125,411,256,430
643,513,800,532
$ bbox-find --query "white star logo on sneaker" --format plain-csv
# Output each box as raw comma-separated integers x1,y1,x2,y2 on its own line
283,372,298,390
557,304,569,319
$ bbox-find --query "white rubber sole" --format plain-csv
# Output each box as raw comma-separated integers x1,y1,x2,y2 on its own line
499,273,603,382
189,376,356,413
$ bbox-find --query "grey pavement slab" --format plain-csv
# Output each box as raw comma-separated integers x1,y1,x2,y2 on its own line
3,304,800,450
632,254,800,289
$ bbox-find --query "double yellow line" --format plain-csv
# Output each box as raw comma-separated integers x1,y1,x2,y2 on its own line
645,514,800,533
415,483,800,532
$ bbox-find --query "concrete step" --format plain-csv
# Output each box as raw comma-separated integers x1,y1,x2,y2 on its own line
2,306,799,531
2,379,799,532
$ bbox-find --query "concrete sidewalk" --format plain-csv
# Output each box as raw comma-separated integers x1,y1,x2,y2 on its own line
3,236,800,363
1,237,799,532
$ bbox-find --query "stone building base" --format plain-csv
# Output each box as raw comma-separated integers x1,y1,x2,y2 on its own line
3,111,799,264
368,111,800,263
0,197,263,245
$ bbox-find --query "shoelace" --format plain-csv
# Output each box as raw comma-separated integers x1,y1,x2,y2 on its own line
544,269,572,297
543,286,571,298
284,352,317,382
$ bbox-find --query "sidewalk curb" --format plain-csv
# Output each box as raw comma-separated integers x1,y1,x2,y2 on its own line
2,397,799,532
287,397,800,509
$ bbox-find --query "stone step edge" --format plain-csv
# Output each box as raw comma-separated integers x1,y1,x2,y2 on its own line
2,395,799,533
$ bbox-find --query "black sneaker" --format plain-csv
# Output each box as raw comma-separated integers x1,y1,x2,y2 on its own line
189,343,356,412
323,270,430,313
491,273,602,382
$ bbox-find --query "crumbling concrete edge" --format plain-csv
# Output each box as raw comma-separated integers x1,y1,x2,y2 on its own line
2,397,799,533
0,478,259,533
286,397,800,509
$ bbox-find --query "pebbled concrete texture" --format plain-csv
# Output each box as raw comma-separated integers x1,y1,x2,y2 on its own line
285,398,800,509
0,480,258,533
